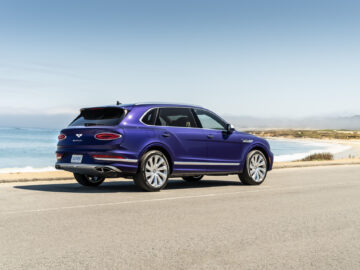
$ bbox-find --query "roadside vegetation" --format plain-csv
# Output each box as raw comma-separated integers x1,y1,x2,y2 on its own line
247,129,360,140
300,153,334,161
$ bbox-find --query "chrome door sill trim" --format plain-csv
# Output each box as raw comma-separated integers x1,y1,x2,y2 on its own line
174,161,240,166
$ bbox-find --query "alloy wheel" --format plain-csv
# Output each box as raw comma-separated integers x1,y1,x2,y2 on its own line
145,154,168,188
248,153,267,182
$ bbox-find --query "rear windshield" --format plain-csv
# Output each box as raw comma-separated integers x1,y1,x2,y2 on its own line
69,108,125,126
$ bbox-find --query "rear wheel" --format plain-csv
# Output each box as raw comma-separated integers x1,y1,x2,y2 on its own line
182,175,204,182
134,150,170,192
74,173,105,187
239,150,268,185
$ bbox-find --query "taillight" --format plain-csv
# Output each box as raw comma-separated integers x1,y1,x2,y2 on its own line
58,134,66,141
95,133,122,140
56,153,63,160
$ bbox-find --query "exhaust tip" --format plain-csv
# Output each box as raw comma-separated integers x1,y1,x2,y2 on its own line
95,166,119,174
95,167,104,173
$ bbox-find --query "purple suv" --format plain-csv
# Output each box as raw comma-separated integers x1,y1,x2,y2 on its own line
56,103,273,191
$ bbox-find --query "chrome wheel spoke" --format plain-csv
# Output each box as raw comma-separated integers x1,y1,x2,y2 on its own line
157,166,167,171
156,158,164,167
259,167,266,173
148,158,154,168
157,171,167,180
149,174,155,184
154,156,159,166
146,164,152,171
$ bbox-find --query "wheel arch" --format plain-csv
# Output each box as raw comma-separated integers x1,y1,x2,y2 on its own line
246,145,271,170
139,143,174,173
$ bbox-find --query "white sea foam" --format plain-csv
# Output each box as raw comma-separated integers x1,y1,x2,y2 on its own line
274,139,351,162
0,166,56,174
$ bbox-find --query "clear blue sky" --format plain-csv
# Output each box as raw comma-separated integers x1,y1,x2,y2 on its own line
0,0,359,118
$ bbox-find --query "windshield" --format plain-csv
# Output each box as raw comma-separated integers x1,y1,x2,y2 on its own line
69,108,125,127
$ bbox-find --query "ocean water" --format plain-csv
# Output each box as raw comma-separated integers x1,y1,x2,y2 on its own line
0,128,349,173
0,128,58,172
267,139,349,162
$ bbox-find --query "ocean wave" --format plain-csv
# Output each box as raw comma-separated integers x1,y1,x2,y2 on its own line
0,166,56,174
274,141,351,162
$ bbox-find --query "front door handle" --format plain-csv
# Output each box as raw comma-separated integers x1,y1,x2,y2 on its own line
162,132,171,138
207,134,214,139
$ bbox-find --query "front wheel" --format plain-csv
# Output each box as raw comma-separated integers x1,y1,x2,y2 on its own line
134,150,170,192
74,173,105,187
239,150,268,185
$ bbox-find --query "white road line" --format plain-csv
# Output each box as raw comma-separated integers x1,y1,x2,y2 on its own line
1,181,359,215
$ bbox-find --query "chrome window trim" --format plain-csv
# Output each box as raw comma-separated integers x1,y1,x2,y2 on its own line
139,107,158,126
139,106,233,132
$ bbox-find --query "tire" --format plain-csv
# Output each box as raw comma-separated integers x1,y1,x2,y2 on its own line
133,150,170,192
74,173,105,187
182,175,204,182
239,150,268,185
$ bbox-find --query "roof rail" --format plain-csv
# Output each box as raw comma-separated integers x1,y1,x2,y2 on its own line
134,102,201,107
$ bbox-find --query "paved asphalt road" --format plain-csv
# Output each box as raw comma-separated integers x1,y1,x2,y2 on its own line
1,165,360,269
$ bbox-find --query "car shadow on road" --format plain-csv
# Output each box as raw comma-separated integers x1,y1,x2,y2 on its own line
14,179,243,193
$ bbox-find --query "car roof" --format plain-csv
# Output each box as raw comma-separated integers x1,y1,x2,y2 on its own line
80,102,205,112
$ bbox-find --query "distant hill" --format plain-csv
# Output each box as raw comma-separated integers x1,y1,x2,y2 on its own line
223,115,360,130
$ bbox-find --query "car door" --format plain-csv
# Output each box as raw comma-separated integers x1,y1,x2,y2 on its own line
192,108,245,173
155,107,208,174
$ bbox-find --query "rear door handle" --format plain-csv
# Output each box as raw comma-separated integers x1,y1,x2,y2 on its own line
162,132,171,138
207,134,214,139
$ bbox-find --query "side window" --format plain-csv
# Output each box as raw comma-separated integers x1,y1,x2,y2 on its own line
142,108,158,125
155,108,197,128
194,109,227,130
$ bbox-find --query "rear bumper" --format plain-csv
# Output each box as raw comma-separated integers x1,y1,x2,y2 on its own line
55,163,123,177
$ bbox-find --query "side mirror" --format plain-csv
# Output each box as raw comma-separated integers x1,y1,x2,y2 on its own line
226,124,235,133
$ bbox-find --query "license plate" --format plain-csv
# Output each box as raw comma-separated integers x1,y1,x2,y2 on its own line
71,155,83,163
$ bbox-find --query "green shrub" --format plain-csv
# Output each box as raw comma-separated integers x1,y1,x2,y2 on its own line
300,153,334,161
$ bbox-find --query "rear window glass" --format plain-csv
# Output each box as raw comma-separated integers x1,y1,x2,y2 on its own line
69,108,125,126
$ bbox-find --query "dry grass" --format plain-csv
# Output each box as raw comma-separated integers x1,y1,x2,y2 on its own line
300,153,334,161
